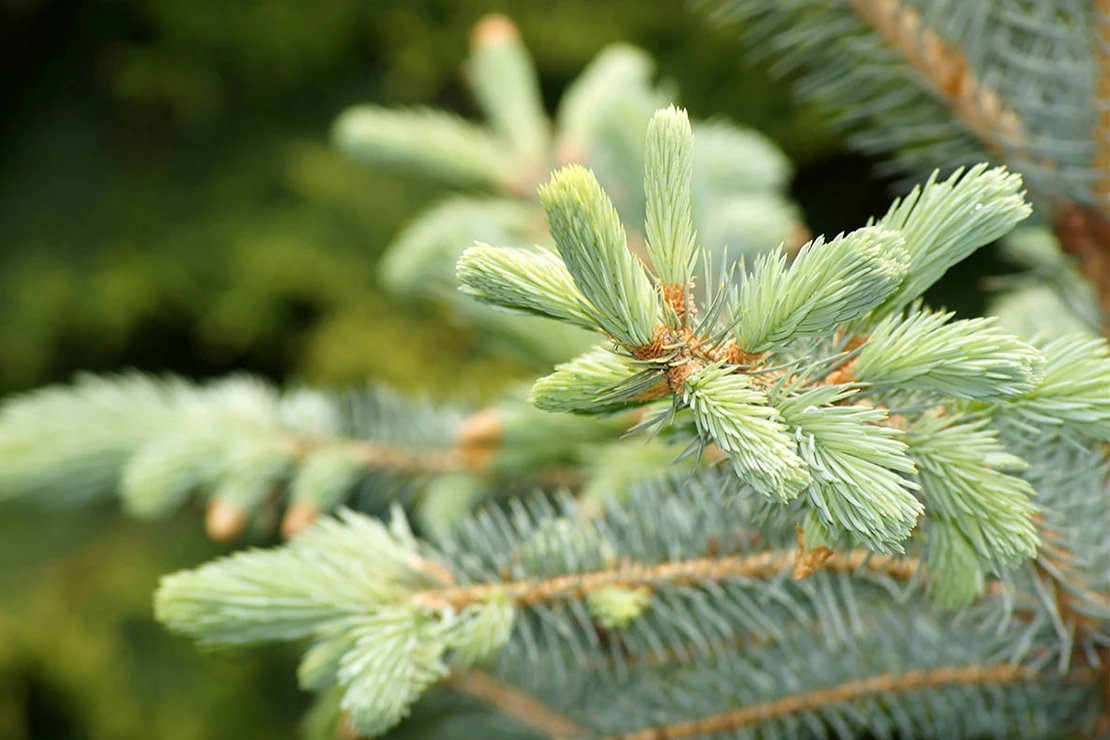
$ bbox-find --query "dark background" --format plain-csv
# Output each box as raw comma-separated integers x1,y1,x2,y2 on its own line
0,1,1002,738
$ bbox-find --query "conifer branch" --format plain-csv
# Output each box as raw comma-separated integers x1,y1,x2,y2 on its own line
848,0,1023,155
603,664,1038,740
411,549,919,612
700,0,1110,332
0,376,596,540
462,128,1050,576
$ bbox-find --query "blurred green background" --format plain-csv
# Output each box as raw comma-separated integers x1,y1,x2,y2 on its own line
0,1,1001,738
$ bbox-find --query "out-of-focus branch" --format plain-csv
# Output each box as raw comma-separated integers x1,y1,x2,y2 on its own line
849,0,1024,153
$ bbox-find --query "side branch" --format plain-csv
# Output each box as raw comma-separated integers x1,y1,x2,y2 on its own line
412,549,920,611
606,664,1036,740
849,0,1024,153
849,0,1110,328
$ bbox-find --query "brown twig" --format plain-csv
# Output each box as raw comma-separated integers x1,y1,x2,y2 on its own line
411,548,919,612
792,525,835,580
605,664,1037,740
445,669,588,739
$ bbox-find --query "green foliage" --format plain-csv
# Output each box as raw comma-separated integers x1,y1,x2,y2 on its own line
684,365,811,501
643,106,699,286
155,469,1104,738
156,507,517,735
456,245,596,330
457,117,1070,583
538,165,661,347
8,83,1108,737
334,24,804,369
778,386,922,553
5,3,1109,738
732,226,910,351
854,310,1043,401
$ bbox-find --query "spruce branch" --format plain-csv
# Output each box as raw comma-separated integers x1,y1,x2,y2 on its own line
154,478,1099,738
154,474,943,736
0,374,599,540
846,0,1024,155
698,0,1110,333
603,665,1038,740
461,110,1054,571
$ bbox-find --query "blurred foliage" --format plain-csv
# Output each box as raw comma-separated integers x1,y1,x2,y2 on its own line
0,0,838,395
0,0,842,737
0,504,309,740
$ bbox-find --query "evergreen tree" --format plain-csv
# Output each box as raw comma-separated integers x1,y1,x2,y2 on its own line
1,6,1107,739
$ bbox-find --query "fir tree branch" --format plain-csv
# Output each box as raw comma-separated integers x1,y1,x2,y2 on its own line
0,376,597,541
411,549,919,612
444,669,588,739
603,664,1038,740
847,0,1024,155
701,0,1109,331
